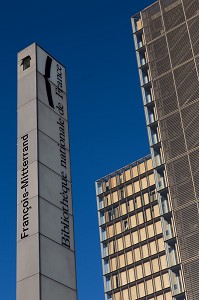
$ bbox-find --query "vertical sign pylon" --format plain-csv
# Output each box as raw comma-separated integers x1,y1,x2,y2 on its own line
17,43,77,300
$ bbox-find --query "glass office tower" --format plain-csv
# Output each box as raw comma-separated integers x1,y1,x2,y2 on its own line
132,1,199,299
96,156,173,300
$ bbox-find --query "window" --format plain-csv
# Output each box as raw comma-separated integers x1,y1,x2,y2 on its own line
120,203,127,216
127,199,134,212
104,259,110,274
164,291,172,300
168,244,177,266
157,237,165,252
143,192,149,205
105,276,111,291
162,273,170,289
155,220,162,235
112,274,120,289
110,257,117,272
105,194,111,206
123,219,129,231
128,267,135,283
113,291,121,300
148,173,155,185
112,191,118,204
132,165,138,177
98,196,104,209
139,162,146,174
132,231,139,244
145,208,152,221
107,224,114,238
130,215,137,228
149,240,157,255
115,222,122,235
126,251,133,265
125,169,131,181
147,159,153,171
142,244,149,258
119,188,124,200
21,55,31,70
149,189,156,202
159,255,167,270
140,227,147,241
124,234,131,248
111,176,117,188
134,180,140,193
146,278,154,295
137,282,145,298
154,275,162,292
118,254,125,268
151,257,159,273
120,271,127,286
147,224,155,238
117,237,124,252
101,227,107,240
122,289,129,299
100,211,105,224
108,208,118,221
108,240,115,255
136,264,143,279
153,204,160,217
144,261,151,276
141,177,148,189
126,184,133,196
137,211,144,225
134,247,141,261
102,243,108,257
136,196,142,208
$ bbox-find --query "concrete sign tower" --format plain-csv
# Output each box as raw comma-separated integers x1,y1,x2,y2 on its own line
17,43,77,300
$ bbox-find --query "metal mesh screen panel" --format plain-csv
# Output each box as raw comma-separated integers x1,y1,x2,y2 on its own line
188,16,199,56
141,2,164,43
174,60,199,108
189,148,199,199
167,24,192,67
140,2,199,297
147,36,171,79
181,100,199,151
169,180,195,209
160,0,180,8
159,112,186,160
162,0,185,31
153,72,178,118
183,260,199,300
183,0,199,20
166,155,195,208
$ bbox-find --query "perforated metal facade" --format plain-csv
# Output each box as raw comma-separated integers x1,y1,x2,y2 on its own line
132,1,199,299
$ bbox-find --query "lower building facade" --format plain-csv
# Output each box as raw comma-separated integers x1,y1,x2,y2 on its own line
96,156,176,300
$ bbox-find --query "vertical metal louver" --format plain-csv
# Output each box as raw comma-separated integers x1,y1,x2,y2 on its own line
183,0,199,20
139,1,199,298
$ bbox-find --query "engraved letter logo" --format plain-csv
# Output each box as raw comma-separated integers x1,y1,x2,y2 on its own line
44,56,54,109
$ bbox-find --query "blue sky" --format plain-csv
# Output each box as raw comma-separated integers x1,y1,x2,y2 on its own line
0,0,153,299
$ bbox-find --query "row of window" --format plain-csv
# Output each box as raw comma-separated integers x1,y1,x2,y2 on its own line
102,205,161,241
105,271,170,296
100,190,158,224
96,159,153,195
98,174,155,207
103,235,165,262
101,202,159,227
109,287,172,300
104,249,167,275
98,186,157,210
